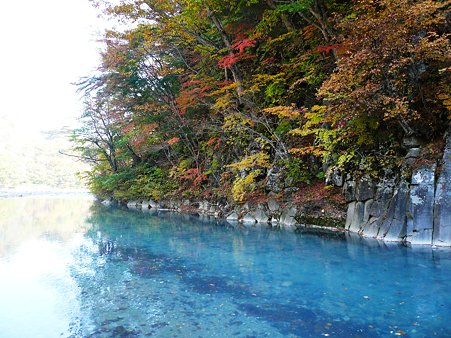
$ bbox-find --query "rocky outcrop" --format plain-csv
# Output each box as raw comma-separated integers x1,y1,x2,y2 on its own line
118,132,451,247
346,131,451,246
433,132,451,246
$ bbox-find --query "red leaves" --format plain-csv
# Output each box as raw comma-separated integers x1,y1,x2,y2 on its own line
206,137,221,151
232,38,256,54
179,168,207,187
218,37,256,69
317,44,341,54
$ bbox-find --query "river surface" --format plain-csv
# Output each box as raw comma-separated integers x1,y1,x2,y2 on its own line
0,196,449,337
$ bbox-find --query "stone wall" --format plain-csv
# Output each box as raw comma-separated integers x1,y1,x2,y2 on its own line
343,131,451,246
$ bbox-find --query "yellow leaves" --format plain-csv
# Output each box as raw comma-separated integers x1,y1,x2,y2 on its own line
289,146,326,157
248,73,285,94
231,170,261,203
227,152,270,171
222,113,254,130
290,105,327,137
261,105,300,119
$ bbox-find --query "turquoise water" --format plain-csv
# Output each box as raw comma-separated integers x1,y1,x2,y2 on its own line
0,197,450,337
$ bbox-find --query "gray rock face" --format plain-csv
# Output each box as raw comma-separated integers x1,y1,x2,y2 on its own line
406,148,421,158
127,200,140,209
344,181,356,202
403,136,421,148
266,166,285,193
361,217,380,238
280,207,297,227
141,200,151,210
267,198,280,212
254,209,269,223
242,212,256,224
226,212,239,221
348,202,365,233
369,180,395,218
406,165,436,245
325,167,344,187
363,199,373,224
149,199,159,209
433,134,451,246
345,202,356,229
411,165,435,185
382,181,409,241
101,199,113,207
356,176,375,202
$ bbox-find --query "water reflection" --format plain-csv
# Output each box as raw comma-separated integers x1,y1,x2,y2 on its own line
0,198,450,337
0,196,93,338
0,196,92,257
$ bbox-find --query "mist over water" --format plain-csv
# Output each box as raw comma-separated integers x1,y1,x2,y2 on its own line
0,197,449,337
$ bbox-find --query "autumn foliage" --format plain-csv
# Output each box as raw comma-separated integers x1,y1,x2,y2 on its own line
73,0,450,202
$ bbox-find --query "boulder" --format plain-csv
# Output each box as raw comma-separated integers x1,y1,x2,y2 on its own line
254,209,269,223
280,207,297,227
126,200,140,209
325,167,344,187
356,176,375,202
242,212,256,224
149,199,159,209
406,148,421,158
226,212,239,221
402,135,421,148
101,199,113,207
141,200,150,210
267,198,280,212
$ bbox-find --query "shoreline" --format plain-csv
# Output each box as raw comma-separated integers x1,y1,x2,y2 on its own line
113,198,451,248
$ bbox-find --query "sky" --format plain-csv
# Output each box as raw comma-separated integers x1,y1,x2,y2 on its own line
0,0,107,137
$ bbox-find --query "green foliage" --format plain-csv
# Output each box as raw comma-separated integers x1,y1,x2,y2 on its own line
284,157,312,185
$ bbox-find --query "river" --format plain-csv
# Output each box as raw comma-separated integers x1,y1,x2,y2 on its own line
0,195,449,337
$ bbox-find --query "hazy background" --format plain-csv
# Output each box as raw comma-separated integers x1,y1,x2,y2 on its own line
0,0,106,190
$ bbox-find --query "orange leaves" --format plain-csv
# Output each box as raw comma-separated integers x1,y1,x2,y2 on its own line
167,137,180,145
289,146,326,157
262,105,302,119
179,168,207,187
206,137,221,151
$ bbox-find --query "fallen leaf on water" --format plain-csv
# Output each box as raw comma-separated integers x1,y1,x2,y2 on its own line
395,329,407,336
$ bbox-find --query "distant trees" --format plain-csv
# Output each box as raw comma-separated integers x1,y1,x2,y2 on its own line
74,0,450,200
